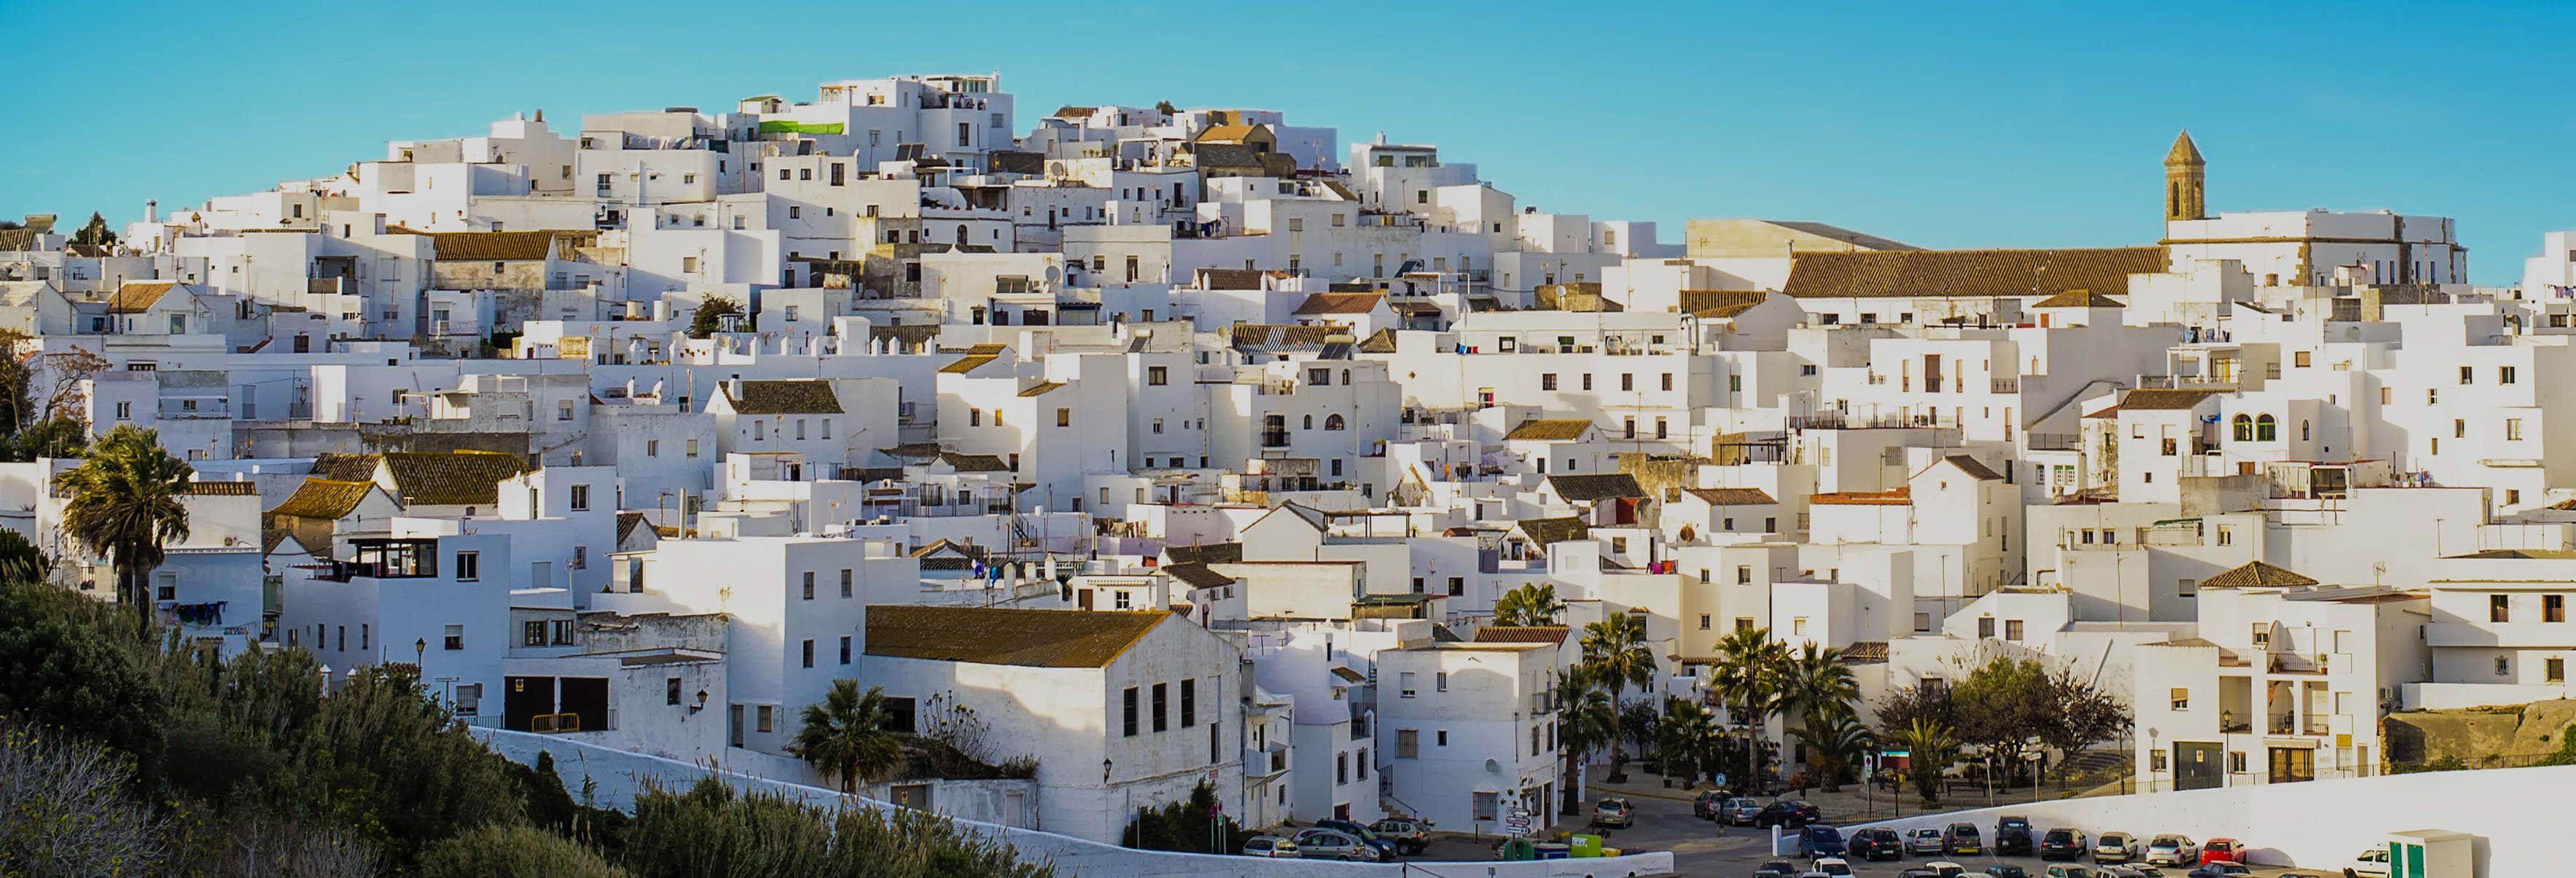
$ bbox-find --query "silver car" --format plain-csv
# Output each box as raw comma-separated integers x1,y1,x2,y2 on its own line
1722,796,1766,826
1292,828,1381,861
2093,831,2142,863
1906,827,1950,855
2142,835,2196,866
1241,835,1299,858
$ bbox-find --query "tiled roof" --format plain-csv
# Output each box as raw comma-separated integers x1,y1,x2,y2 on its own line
266,479,378,520
908,538,991,571
1547,473,1644,503
1474,625,1569,645
1940,454,2005,481
721,380,842,414
1504,419,1594,442
617,511,651,544
1682,487,1778,506
1160,562,1235,589
1781,246,2166,299
405,229,577,261
1195,268,1269,290
1291,292,1385,315
309,452,380,482
106,281,179,313
1165,542,1242,565
179,480,259,496
2197,560,2319,590
1515,517,1590,546
380,451,531,506
878,442,943,460
2031,290,2125,308
1839,641,1890,664
1357,328,1400,353
938,343,1010,375
1051,106,1097,118
1196,123,1263,144
1230,324,1338,351
1017,381,1066,397
865,605,1168,668
1810,487,1912,506
2119,388,2219,411
1679,289,1768,318
0,215,56,251
937,452,1009,473
2166,131,2205,165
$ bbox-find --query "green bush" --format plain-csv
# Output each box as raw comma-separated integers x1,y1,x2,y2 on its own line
620,777,1051,878
421,823,628,878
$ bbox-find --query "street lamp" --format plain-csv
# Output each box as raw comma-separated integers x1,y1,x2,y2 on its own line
414,638,427,668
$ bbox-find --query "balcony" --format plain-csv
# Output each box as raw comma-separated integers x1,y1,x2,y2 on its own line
2027,432,2081,451
1245,744,1289,776
158,397,232,420
1259,430,1291,448
1991,377,2021,393
314,538,440,581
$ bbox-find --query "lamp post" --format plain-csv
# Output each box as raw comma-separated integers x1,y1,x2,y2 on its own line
415,637,426,668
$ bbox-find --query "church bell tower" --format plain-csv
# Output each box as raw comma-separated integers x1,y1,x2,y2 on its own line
2164,130,2206,222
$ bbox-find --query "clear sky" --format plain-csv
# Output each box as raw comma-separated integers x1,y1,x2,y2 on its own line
7,1,2568,283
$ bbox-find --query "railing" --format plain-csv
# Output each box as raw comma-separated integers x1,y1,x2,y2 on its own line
2026,432,2082,451
1787,412,1961,431
1991,377,2021,393
1260,431,1290,448
531,713,584,734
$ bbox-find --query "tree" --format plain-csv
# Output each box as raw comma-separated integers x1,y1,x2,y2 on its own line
1708,626,1790,788
0,583,167,784
1552,663,1617,815
1581,612,1658,782
0,722,166,877
2036,665,2126,786
58,426,192,628
71,211,117,249
687,296,743,339
1950,655,2049,785
1893,718,1959,806
1787,713,1875,792
420,823,628,878
297,665,520,865
0,529,47,581
1153,100,1179,117
789,680,904,794
1656,697,1723,785
1123,781,1252,855
1779,642,1859,729
1874,679,1959,736
1491,583,1563,627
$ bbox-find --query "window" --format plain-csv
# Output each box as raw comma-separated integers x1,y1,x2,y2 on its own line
2294,350,2311,367
801,571,815,600
2217,525,2233,546
801,639,814,668
2502,366,2518,384
2461,366,2475,385
2232,414,2253,442
2507,418,2524,441
1400,672,1418,698
1336,753,1349,785
2497,656,2512,677
1435,672,1448,692
1736,565,1752,584
2550,658,2567,683
1736,616,1755,632
456,552,480,581
1057,408,1071,427
523,621,547,646
2005,619,2025,640
1181,678,1197,727
1621,373,1634,391
840,635,852,665
757,705,774,733
443,624,464,651
1699,614,1712,630
667,677,684,705
841,569,853,598
1437,730,1449,747
2493,594,2511,623
1147,366,1168,386
1152,683,1168,732
2548,595,2565,623
686,439,699,458
1397,729,1419,759
1122,687,1139,736
1357,748,1370,780
1978,616,1996,638
1661,373,1673,391
1542,373,1558,391
569,484,590,511
2171,687,2190,710
2255,414,2276,442
1448,576,1464,596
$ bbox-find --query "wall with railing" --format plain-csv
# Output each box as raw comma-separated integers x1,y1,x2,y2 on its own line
472,729,1674,877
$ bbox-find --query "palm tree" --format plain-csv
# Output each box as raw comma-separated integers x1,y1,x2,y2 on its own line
1581,612,1660,782
1892,718,1960,806
1779,642,1860,728
1787,713,1876,792
59,426,192,628
1657,697,1723,786
1707,626,1791,790
1552,663,1618,815
1492,583,1563,627
789,680,905,794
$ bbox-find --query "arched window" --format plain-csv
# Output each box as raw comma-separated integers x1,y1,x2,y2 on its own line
1303,415,1314,430
2301,420,2311,442
2255,414,2277,442
2232,414,2254,442
954,223,969,243
1324,414,1346,431
1340,369,1351,386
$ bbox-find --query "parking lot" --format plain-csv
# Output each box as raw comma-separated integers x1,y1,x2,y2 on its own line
1402,789,2336,877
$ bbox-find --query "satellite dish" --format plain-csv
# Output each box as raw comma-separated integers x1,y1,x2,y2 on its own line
1484,759,1502,774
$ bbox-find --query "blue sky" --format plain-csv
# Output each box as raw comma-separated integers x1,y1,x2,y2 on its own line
7,1,2567,283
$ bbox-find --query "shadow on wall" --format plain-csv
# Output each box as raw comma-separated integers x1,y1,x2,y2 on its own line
473,727,1674,878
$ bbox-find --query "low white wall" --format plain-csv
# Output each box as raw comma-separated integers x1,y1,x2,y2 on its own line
2400,681,2567,710
475,729,1674,877
1851,765,2574,875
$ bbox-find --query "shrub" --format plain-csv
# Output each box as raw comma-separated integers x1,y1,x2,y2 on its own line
0,721,165,877
420,824,627,878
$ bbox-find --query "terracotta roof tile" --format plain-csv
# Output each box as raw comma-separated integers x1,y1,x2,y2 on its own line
1547,473,1644,502
865,605,1168,668
1782,246,2166,299
266,479,378,520
1682,487,1778,506
1504,419,1594,442
720,380,842,414
1474,625,1569,645
2197,560,2319,590
2119,388,2220,411
1291,292,1385,316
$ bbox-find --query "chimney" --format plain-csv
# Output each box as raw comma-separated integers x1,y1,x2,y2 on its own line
144,200,158,224
726,377,744,401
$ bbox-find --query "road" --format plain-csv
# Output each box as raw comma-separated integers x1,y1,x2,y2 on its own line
1409,791,2336,877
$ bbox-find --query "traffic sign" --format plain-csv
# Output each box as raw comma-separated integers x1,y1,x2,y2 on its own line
1714,772,1728,786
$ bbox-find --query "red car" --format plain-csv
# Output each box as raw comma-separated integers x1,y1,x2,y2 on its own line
2201,837,2247,865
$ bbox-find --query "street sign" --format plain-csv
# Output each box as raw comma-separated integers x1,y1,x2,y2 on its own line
1881,749,1910,758
1714,772,1728,786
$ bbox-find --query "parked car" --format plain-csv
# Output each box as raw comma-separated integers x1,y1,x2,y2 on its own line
1291,829,1381,861
1797,826,1847,858
1984,866,2031,878
1752,861,1801,878
1370,817,1431,855
1722,796,1768,826
1919,863,1968,878
1906,827,1951,855
2102,868,2167,878
1754,799,1823,828
2183,865,2250,878
2040,827,2090,861
2196,838,2244,866
2144,835,2198,866
1591,798,1635,829
1944,823,1986,856
1695,789,1729,819
2045,866,2099,878
1996,816,2035,855
2093,831,2143,863
1850,827,1906,861
1241,835,1300,858
2346,846,2392,877
1313,819,1400,860
1808,857,1856,877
